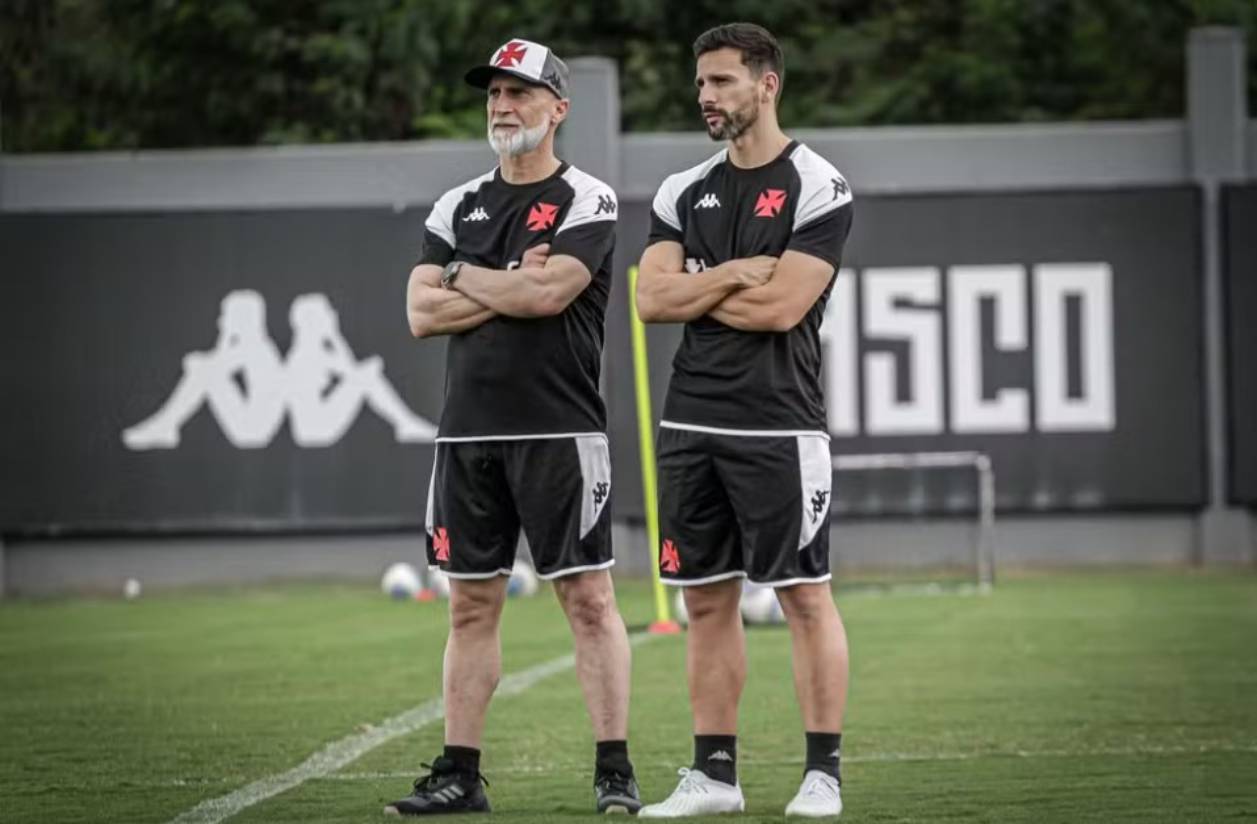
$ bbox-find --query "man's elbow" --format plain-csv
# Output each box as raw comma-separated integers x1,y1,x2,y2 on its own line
635,290,660,323
408,309,435,338
766,306,806,333
534,289,574,318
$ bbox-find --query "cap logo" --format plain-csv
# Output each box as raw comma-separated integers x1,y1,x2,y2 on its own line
494,41,528,68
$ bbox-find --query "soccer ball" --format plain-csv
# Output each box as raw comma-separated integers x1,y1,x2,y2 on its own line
381,562,422,600
740,582,786,625
507,559,539,597
425,565,451,599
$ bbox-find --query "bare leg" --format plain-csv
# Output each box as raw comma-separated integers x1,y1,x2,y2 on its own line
552,570,632,741
775,582,849,732
682,579,745,734
443,576,509,747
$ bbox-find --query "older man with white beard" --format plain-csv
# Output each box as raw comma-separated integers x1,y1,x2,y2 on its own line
387,39,639,817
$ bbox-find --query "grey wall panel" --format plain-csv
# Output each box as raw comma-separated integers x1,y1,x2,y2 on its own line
0,141,491,212
2,122,1188,214
619,121,1188,200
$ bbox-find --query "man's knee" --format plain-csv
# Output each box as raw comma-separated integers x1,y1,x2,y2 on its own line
777,583,836,626
683,580,741,624
449,579,506,633
555,573,616,633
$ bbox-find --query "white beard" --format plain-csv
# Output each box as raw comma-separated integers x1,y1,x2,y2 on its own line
487,120,550,157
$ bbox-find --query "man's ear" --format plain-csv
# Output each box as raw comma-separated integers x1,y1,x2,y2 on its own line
553,98,570,126
761,71,780,105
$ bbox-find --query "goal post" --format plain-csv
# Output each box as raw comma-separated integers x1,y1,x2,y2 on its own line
831,451,996,591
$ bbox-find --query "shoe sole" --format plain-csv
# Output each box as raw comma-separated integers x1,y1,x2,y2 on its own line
639,803,744,818
598,795,643,815
383,804,491,816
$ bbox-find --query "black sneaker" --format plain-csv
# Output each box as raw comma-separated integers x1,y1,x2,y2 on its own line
595,769,642,815
384,757,490,816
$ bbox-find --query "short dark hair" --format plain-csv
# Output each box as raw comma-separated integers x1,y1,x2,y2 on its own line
692,23,785,97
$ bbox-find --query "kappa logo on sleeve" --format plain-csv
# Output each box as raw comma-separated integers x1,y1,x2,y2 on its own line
595,195,616,215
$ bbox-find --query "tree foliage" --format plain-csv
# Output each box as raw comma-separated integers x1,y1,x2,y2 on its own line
1,0,1254,151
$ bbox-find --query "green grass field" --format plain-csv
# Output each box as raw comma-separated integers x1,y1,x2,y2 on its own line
2,571,1255,823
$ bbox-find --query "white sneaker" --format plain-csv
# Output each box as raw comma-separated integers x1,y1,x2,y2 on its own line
638,768,745,818
785,770,843,817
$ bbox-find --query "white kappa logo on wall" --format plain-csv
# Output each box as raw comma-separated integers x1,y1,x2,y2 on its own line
122,290,436,450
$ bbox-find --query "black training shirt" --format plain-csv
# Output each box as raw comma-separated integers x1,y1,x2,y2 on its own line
418,162,617,438
648,141,853,432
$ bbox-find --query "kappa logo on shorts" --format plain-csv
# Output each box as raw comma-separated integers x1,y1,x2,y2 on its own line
592,481,610,507
660,539,681,573
808,489,830,523
433,527,451,562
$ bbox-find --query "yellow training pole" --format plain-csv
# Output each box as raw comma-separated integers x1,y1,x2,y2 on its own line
628,265,680,634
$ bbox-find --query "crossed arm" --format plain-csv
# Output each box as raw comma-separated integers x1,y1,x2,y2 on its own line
406,244,591,338
635,240,836,332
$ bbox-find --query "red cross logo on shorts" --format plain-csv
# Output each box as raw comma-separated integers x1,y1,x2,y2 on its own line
495,41,529,68
527,202,559,231
433,527,451,562
753,188,787,218
660,539,681,573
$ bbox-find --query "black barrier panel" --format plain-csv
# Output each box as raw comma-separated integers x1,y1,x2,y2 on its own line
1224,184,1257,507
0,210,442,534
0,186,1206,535
610,187,1207,517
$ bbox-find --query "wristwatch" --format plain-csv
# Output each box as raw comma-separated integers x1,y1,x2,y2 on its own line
440,260,465,290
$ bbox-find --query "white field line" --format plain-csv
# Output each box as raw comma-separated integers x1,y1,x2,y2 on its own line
166,633,657,824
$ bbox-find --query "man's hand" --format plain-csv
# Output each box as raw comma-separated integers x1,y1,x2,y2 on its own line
725,255,777,289
520,243,550,270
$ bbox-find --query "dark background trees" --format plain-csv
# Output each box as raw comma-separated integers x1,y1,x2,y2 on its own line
1,0,1253,152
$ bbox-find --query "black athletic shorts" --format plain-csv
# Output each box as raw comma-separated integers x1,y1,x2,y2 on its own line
425,435,614,580
656,424,833,587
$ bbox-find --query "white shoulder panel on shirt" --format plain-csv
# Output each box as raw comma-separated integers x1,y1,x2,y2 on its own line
424,169,497,248
557,166,618,234
651,149,729,233
788,144,852,232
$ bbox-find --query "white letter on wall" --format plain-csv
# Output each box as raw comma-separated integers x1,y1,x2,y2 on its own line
821,268,859,436
863,268,944,435
949,265,1030,433
1034,263,1116,432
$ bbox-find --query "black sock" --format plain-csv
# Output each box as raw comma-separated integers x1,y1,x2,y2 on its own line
595,739,633,776
805,732,842,782
442,744,481,777
693,735,737,785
